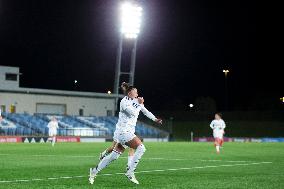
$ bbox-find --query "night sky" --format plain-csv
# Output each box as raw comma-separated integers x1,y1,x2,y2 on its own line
0,0,282,111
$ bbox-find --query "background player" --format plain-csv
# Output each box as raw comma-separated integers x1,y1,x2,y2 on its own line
47,117,59,146
210,113,226,154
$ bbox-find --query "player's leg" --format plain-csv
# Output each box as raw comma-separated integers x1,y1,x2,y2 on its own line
99,141,117,160
215,138,220,153
52,134,56,146
89,143,125,184
125,137,146,184
127,148,135,171
220,137,224,147
48,130,52,143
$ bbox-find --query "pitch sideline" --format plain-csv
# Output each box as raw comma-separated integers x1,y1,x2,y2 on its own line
0,161,272,183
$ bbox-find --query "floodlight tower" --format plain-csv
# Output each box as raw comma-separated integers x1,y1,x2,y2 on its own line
223,69,230,110
113,1,142,112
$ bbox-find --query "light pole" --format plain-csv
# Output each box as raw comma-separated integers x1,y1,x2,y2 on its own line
113,2,142,113
223,69,229,110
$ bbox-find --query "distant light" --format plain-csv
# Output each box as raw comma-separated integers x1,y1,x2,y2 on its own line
281,97,284,103
74,80,78,84
223,70,229,73
189,104,194,108
107,90,112,95
120,2,142,39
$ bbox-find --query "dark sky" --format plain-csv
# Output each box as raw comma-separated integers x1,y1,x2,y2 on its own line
0,0,282,111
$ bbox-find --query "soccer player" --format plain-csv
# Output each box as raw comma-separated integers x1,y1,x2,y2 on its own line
99,83,139,171
89,82,162,185
210,113,226,154
47,117,59,146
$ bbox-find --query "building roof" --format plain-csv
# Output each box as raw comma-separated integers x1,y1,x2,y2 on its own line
0,87,123,99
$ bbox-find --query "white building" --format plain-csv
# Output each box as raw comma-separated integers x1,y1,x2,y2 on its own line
0,65,120,116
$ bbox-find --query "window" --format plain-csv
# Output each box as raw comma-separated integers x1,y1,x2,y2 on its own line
79,109,84,116
107,110,113,116
0,105,6,113
5,73,17,81
10,105,16,113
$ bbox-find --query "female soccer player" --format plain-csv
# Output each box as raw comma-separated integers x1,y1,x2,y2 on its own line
210,113,226,154
47,117,59,146
89,83,162,185
99,82,140,171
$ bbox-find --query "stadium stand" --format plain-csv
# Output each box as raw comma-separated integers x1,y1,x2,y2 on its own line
0,113,166,138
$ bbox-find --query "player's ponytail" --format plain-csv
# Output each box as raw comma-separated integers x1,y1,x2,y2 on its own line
121,82,135,95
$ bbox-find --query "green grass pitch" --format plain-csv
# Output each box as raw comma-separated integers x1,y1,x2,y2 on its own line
0,142,283,189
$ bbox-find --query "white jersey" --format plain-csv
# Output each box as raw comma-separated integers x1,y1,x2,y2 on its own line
115,96,156,133
47,120,59,135
210,119,226,138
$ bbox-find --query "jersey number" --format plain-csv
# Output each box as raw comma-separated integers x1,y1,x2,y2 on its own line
132,103,139,108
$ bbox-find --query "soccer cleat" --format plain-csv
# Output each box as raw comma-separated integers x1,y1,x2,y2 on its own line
125,172,139,185
89,168,96,185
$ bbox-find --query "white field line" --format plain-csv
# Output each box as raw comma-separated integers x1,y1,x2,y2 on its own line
0,153,255,162
0,162,272,184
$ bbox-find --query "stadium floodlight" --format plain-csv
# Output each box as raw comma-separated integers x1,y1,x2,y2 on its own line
222,69,230,110
223,69,229,78
120,2,142,39
114,2,143,114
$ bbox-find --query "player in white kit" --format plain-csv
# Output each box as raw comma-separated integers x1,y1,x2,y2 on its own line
47,117,59,146
99,82,140,171
210,113,226,154
89,83,162,185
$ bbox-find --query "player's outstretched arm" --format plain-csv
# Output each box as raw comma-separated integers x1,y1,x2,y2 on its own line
139,97,162,124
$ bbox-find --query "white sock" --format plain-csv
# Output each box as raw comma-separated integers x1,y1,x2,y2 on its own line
93,150,121,174
128,144,146,173
101,150,110,159
52,137,56,146
216,145,220,152
127,155,134,168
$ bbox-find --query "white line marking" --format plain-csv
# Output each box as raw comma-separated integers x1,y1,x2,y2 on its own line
0,162,272,183
200,160,253,163
47,178,58,180
0,153,255,163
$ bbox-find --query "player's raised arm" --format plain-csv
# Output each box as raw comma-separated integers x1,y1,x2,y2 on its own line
139,97,162,124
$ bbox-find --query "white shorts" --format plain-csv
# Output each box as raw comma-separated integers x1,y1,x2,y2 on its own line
49,130,57,136
213,131,223,139
113,130,136,148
